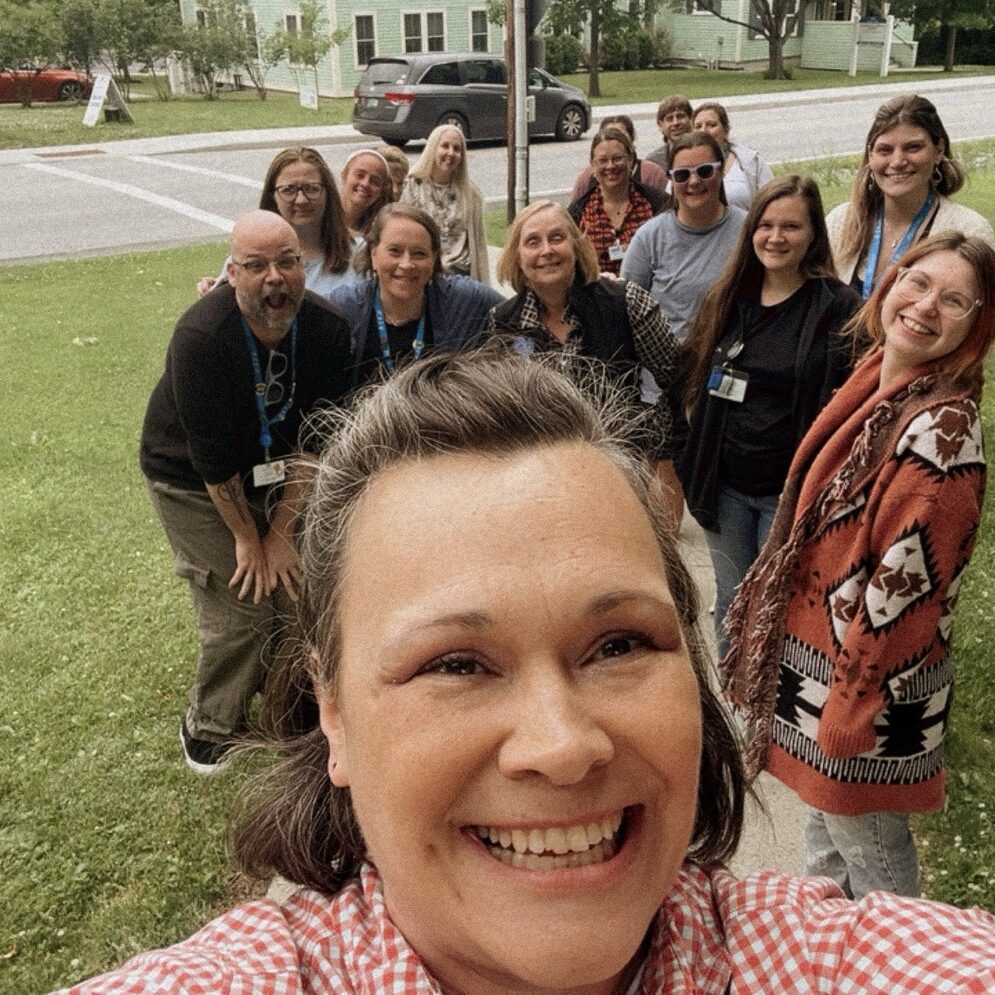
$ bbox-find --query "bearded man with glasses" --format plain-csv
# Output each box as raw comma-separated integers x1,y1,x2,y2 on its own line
140,210,352,774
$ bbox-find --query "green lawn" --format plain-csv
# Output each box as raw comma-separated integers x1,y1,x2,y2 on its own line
3,141,995,993
561,65,995,106
2,65,992,151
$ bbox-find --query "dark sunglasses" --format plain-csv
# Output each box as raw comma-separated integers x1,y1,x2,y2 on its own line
668,161,722,183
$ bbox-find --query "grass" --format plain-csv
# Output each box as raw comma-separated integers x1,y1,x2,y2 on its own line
3,65,993,151
0,87,354,151
559,65,995,106
3,141,995,993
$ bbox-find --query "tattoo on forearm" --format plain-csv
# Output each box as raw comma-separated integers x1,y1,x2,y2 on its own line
218,479,252,525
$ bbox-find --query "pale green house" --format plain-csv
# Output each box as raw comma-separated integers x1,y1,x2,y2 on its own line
177,0,504,97
659,0,917,73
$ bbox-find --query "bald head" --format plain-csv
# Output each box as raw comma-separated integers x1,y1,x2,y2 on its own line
231,209,300,259
227,209,306,346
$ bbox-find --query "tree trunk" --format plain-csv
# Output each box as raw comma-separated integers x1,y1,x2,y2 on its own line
944,24,956,72
588,4,601,98
767,32,786,79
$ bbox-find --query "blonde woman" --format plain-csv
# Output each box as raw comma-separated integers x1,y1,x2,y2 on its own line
401,125,489,284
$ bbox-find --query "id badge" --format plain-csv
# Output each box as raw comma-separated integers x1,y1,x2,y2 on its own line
707,366,748,403
252,460,286,487
608,240,626,262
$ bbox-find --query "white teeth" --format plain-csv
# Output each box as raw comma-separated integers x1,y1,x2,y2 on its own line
474,812,625,864
489,838,615,870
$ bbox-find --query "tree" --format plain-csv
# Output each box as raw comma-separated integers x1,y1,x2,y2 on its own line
91,0,181,99
889,0,993,72
269,0,346,100
240,13,286,99
542,0,628,97
0,0,63,106
669,0,797,79
178,0,253,98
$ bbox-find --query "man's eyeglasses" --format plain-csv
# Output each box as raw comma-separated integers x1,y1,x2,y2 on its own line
668,161,722,184
264,350,288,406
231,254,302,277
274,182,326,201
894,268,980,319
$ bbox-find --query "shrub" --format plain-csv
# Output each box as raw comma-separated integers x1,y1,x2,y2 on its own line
601,26,669,71
543,33,583,76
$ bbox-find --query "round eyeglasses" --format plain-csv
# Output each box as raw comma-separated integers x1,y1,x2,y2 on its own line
894,267,980,320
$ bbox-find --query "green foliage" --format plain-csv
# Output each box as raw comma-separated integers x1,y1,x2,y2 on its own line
0,0,63,105
178,0,258,99
92,0,181,97
542,33,584,75
600,25,669,70
268,0,346,97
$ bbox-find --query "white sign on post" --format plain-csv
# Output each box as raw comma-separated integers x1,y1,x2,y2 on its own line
299,86,318,110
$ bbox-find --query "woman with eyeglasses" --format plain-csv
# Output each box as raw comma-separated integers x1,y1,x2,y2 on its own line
401,125,490,283
826,95,994,299
328,203,502,389
567,126,667,277
722,232,995,900
622,131,746,343
679,175,862,656
196,147,359,299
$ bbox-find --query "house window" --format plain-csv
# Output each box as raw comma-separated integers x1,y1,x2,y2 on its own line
285,13,299,35
355,14,375,65
403,13,422,51
426,11,444,50
812,0,849,19
470,9,489,51
195,8,206,26
687,0,714,13
403,12,445,53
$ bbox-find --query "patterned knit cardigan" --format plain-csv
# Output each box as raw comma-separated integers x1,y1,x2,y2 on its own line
720,349,986,817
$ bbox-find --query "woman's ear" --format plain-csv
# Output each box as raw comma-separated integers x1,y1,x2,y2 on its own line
312,652,350,788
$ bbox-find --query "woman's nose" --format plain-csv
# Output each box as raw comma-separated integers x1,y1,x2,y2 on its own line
497,674,613,785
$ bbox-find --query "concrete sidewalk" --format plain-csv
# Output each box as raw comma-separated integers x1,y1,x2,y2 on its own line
0,73,971,168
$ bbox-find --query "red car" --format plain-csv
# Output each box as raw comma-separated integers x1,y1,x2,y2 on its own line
0,66,93,103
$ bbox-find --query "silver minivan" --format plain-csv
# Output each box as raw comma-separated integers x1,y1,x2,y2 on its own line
352,53,590,147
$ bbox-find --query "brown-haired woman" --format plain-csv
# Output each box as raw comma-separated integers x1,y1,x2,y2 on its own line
679,175,861,653
723,232,995,900
826,94,994,299
195,146,357,298
568,126,667,276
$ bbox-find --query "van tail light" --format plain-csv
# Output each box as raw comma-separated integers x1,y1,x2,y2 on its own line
384,91,415,106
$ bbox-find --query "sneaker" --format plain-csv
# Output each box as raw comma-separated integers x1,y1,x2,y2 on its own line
179,719,233,775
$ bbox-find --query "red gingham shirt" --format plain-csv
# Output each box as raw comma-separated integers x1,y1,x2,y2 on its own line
578,186,656,276
60,862,995,993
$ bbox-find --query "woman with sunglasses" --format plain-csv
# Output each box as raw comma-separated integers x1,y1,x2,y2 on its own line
827,95,993,299
567,126,667,277
692,101,773,211
723,232,995,900
622,131,746,343
196,147,359,299
679,175,862,656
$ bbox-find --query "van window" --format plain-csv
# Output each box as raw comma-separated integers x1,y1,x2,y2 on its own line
420,62,461,86
463,60,506,85
363,60,411,86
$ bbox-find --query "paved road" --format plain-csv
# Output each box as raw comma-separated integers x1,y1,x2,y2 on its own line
1,74,992,264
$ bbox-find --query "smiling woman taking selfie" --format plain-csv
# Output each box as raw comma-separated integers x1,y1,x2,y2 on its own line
723,232,995,901
64,350,995,994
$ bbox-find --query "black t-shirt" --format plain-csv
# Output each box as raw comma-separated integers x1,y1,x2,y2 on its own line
355,310,434,384
140,285,352,494
719,282,814,496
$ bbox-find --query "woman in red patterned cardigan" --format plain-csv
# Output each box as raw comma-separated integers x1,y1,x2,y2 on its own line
722,231,995,899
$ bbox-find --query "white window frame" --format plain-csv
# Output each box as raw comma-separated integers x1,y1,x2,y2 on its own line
400,11,446,53
469,9,489,52
354,12,376,67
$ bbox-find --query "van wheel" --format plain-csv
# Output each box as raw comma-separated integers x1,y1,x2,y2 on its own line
555,104,586,141
436,112,469,139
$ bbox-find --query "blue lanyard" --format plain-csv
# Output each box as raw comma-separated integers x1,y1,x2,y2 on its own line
373,288,425,375
862,192,934,300
240,317,297,460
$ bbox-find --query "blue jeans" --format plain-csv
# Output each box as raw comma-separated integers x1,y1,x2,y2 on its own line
805,807,921,899
704,484,779,657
